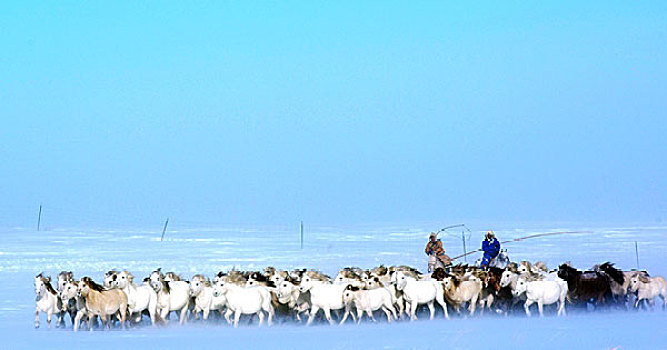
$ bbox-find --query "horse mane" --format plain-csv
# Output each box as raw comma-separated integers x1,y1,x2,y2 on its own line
637,273,650,283
488,266,504,276
520,260,532,269
506,262,518,272
600,262,624,285
59,271,74,280
431,268,447,281
448,275,461,288
286,275,300,285
192,274,211,287
306,270,331,281
162,279,171,293
82,277,106,292
339,270,360,279
39,275,57,295
122,271,134,284
559,263,578,272
250,271,268,282
372,265,388,276
372,277,384,287
534,261,548,272
165,272,181,281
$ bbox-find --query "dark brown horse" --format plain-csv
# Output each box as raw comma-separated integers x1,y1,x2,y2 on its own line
485,266,517,314
557,263,611,308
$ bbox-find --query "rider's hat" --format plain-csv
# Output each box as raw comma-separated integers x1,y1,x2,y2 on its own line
486,230,495,237
429,232,437,238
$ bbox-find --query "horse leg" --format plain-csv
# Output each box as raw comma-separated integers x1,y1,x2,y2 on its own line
179,306,188,325
47,310,53,328
203,308,210,321
397,296,406,319
323,307,334,325
34,307,40,328
100,314,108,330
224,309,233,324
349,305,357,323
356,308,363,324
267,305,274,326
537,300,544,317
469,295,478,316
366,309,376,322
306,305,319,326
557,295,566,316
524,299,534,317
74,310,84,332
435,289,449,319
427,301,435,320
339,307,350,325
382,306,393,322
88,313,96,331
409,301,418,321
56,310,63,328
120,307,127,329
257,310,265,327
385,300,397,321
159,308,170,324
233,310,241,328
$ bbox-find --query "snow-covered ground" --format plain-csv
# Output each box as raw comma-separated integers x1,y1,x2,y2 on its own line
2,222,666,349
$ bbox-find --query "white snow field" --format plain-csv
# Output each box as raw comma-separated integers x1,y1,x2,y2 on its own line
2,222,666,349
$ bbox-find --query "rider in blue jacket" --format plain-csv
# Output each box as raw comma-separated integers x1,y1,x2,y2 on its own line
481,230,500,269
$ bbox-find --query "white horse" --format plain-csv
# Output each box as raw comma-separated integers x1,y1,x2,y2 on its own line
59,279,88,331
365,277,406,319
298,278,349,326
275,280,311,322
189,274,227,320
149,269,191,324
512,277,567,317
212,280,273,327
392,271,448,320
341,285,396,324
114,271,159,325
34,273,62,328
628,272,667,309
56,271,75,327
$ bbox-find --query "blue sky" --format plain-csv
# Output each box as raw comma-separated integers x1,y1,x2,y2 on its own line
1,2,665,227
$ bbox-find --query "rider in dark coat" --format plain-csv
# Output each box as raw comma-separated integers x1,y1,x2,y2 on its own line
481,230,500,269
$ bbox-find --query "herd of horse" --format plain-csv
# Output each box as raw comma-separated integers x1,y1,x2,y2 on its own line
34,261,667,330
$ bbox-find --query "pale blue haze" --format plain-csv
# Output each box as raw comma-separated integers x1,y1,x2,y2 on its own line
1,2,665,227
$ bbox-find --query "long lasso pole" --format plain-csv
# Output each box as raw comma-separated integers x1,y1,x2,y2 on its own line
450,230,592,261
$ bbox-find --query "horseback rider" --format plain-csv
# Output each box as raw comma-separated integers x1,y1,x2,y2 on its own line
480,230,501,269
425,232,452,272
